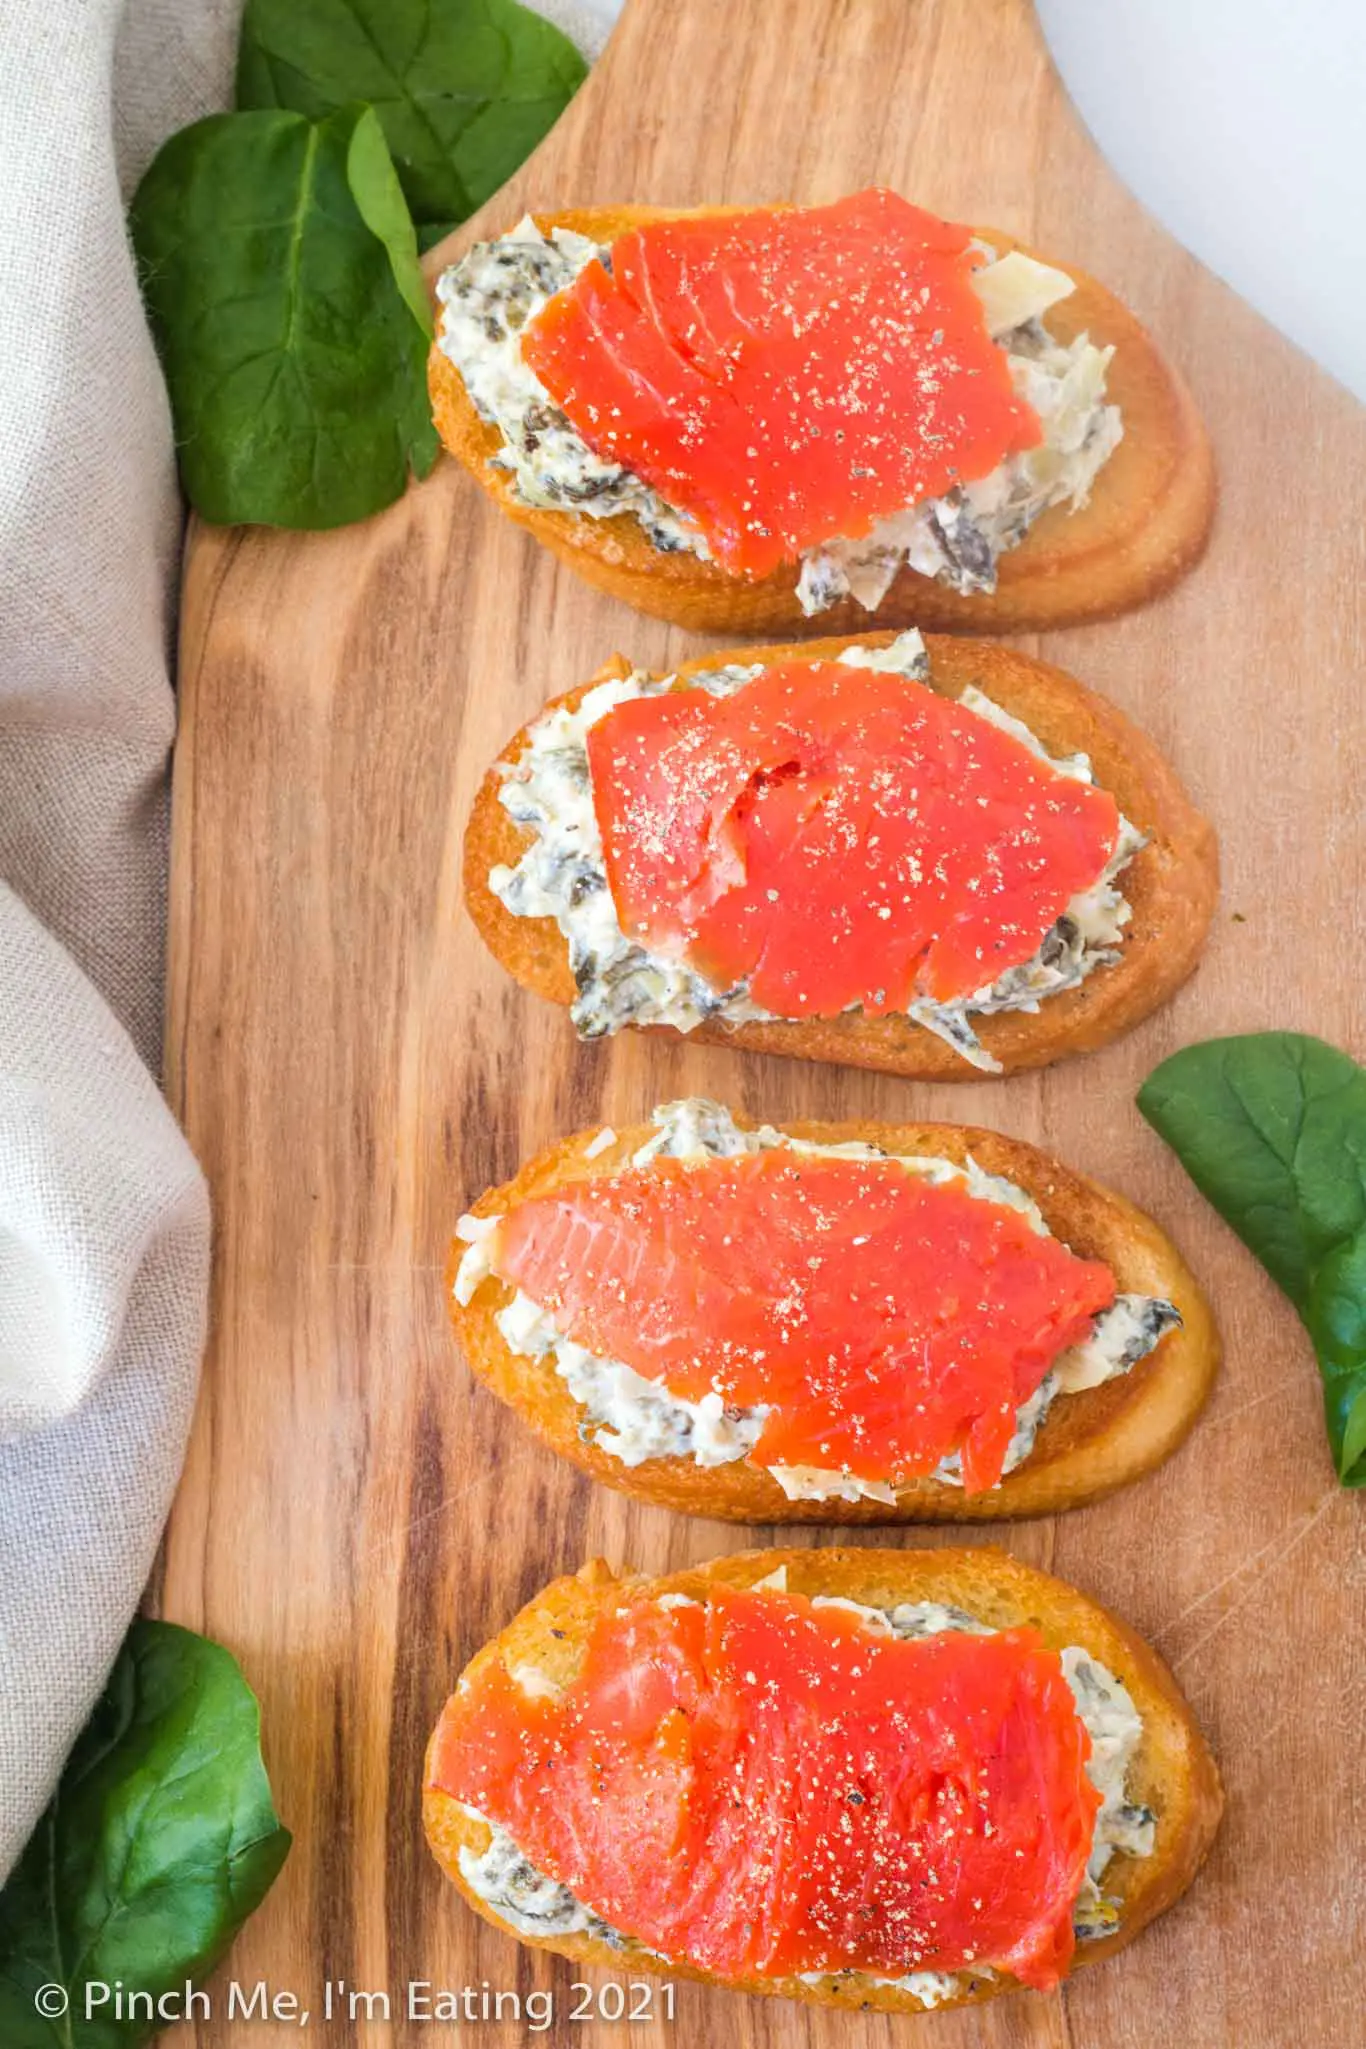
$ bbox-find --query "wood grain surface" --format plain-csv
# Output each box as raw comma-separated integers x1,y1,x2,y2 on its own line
160,3,1366,2044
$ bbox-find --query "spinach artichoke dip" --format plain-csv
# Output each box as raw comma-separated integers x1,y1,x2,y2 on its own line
484,630,1146,1074
454,1098,1181,1507
435,217,1123,611
456,1572,1157,2003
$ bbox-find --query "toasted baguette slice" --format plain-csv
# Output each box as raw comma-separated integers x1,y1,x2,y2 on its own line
464,632,1218,1081
429,204,1214,635
449,1113,1219,1522
425,1546,1223,2014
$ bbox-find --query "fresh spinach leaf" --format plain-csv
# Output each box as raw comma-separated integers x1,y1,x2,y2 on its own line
1307,1229,1366,1479
1139,1031,1366,1485
237,0,587,236
130,105,438,529
344,101,434,336
0,1621,289,2046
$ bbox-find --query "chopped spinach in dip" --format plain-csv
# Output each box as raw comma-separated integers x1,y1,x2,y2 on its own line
454,1098,1181,1505
486,629,1147,1073
457,1585,1156,1998
434,218,1123,611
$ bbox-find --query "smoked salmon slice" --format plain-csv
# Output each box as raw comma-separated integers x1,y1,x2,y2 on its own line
521,190,1043,578
586,660,1121,1017
430,1584,1101,1987
493,1147,1116,1492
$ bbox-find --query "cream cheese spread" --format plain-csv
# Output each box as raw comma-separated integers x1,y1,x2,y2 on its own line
454,1098,1180,1503
435,220,1122,612
487,629,1145,1074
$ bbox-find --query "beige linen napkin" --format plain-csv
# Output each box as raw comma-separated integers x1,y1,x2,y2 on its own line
0,0,212,1881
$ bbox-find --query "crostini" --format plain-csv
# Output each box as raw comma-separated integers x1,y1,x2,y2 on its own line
429,190,1214,634
465,629,1217,1079
449,1099,1218,1521
425,1547,1222,2014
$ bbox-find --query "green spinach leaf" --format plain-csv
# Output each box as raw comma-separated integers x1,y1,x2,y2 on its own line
0,1622,289,2047
344,100,434,336
130,105,438,529
237,0,587,236
1138,1031,1366,1485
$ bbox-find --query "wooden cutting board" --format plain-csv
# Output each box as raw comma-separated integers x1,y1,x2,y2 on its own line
160,2,1366,2043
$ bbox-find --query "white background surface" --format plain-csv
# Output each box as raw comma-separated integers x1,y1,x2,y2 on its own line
1038,0,1366,401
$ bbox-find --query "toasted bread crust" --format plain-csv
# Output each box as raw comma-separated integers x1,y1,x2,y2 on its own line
448,1114,1219,1522
429,204,1215,634
463,633,1218,1081
424,1546,1223,2013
